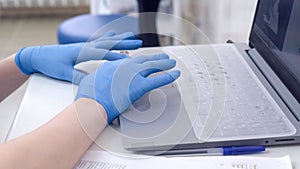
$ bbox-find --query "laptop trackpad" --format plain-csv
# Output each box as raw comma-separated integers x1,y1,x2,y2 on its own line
119,83,194,149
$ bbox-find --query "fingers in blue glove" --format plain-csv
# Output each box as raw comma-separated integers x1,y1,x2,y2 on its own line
133,53,169,63
90,31,116,41
139,59,177,77
76,48,128,64
101,30,116,38
95,32,136,41
146,70,181,91
92,40,143,50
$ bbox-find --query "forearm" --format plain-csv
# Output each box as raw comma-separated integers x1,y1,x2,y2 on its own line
0,54,29,102
0,98,107,169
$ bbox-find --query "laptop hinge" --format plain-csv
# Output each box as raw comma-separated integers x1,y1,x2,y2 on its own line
246,48,300,121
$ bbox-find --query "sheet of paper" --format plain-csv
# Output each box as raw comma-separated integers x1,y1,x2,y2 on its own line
75,151,293,169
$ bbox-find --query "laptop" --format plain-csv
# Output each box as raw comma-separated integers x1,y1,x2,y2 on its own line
119,0,300,154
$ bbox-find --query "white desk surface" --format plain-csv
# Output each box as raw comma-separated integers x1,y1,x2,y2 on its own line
0,46,300,168
1,75,300,168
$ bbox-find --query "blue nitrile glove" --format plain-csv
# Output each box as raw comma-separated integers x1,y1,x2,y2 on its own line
92,30,137,42
87,31,141,49
15,32,142,84
75,54,181,124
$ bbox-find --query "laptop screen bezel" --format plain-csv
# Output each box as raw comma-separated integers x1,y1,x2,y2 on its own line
248,0,300,103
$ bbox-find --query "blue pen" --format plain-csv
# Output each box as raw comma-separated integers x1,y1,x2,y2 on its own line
216,146,266,156
147,146,266,156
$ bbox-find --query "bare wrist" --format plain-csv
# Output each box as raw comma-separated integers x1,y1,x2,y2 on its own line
74,98,108,141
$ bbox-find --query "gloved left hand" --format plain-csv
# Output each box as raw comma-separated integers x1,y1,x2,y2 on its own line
15,32,142,84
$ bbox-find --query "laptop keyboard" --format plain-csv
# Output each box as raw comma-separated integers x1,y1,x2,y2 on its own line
163,45,296,142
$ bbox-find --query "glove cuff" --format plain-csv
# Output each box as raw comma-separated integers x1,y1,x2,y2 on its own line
75,92,118,124
15,47,36,75
97,99,116,124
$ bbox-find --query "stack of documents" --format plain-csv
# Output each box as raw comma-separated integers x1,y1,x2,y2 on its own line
75,151,292,169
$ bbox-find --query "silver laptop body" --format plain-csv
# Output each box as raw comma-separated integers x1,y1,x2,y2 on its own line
119,0,300,154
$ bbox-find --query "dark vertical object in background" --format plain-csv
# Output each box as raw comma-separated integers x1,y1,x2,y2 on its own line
137,0,161,47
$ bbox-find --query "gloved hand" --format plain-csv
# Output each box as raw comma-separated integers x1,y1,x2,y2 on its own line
91,30,136,42
76,54,181,124
15,32,142,84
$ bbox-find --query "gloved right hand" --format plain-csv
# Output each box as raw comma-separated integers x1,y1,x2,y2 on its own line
75,54,181,124
15,32,142,84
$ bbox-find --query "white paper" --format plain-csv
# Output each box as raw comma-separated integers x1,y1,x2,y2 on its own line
75,151,293,169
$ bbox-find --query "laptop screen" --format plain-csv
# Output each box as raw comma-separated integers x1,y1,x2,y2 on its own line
249,0,300,103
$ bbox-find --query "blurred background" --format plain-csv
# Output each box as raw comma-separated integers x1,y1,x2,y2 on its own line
0,0,257,60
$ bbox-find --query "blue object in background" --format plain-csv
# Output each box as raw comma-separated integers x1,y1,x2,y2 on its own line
57,14,139,44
